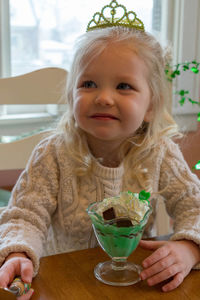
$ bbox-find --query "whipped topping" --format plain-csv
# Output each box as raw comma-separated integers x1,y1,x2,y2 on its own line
96,191,150,224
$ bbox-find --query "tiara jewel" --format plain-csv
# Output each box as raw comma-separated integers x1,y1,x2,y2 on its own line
86,0,145,32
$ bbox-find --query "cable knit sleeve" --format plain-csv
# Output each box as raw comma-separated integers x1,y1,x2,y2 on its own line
159,138,200,268
0,135,59,276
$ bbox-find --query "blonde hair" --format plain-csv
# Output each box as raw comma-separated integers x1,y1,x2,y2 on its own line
57,27,180,175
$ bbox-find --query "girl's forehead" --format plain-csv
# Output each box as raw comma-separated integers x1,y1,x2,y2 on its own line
92,40,139,55
75,39,150,83
77,44,149,84
81,41,139,67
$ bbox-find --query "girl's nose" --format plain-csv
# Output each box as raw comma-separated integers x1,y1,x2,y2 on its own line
94,90,115,106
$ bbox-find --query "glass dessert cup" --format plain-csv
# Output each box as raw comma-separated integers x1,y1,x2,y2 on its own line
87,202,152,286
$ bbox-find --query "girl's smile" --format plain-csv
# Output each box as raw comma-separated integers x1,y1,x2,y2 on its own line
89,112,119,121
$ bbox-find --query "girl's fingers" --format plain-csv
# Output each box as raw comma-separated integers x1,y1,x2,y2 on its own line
139,240,196,292
0,257,33,293
162,273,184,292
0,264,15,287
0,275,9,288
139,240,166,250
146,263,183,286
17,288,34,300
140,254,175,280
142,244,170,268
20,260,33,283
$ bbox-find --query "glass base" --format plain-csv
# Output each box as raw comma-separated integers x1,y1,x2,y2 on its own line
94,260,142,286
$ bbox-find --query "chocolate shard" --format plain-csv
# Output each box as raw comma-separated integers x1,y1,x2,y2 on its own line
116,218,132,227
103,207,116,220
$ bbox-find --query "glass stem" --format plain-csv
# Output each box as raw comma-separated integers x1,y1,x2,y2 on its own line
111,257,127,270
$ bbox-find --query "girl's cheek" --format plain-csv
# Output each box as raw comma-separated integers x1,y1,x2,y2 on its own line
73,102,82,121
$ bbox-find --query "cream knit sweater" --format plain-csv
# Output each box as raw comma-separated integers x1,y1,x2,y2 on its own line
0,134,200,276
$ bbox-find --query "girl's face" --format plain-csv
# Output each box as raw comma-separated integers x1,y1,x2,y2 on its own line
73,44,152,149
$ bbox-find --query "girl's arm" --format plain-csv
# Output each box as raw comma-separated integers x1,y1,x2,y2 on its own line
0,135,59,276
140,138,200,292
159,139,200,252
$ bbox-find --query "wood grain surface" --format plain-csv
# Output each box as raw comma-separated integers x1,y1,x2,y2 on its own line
31,242,200,300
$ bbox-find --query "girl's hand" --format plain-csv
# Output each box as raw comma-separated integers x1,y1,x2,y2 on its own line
139,239,200,292
0,253,34,299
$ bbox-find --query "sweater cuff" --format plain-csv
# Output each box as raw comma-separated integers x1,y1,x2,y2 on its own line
0,244,40,277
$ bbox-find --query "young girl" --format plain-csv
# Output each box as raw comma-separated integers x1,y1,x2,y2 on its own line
0,1,200,298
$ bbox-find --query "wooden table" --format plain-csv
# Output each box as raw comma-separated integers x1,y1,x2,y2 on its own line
31,241,200,300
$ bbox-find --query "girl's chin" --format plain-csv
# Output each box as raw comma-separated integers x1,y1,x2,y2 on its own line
86,133,125,144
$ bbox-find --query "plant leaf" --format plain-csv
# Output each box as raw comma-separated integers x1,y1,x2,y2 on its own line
179,97,185,105
188,98,200,105
191,67,199,74
193,160,200,170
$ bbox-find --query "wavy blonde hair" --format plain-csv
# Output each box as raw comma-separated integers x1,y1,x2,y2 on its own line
57,27,181,176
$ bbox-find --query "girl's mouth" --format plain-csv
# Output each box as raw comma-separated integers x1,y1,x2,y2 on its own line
90,113,119,120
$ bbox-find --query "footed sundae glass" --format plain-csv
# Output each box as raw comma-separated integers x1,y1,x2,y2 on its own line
87,201,152,286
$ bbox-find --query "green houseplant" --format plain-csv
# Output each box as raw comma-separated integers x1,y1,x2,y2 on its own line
166,60,200,171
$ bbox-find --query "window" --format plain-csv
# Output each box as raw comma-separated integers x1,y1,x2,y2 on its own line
171,0,200,131
5,0,155,76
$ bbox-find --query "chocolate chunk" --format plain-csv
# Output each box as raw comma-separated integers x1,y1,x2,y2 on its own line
103,207,116,220
103,207,132,227
116,218,132,227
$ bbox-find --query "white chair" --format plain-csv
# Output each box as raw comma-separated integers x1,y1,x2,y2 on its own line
0,67,67,207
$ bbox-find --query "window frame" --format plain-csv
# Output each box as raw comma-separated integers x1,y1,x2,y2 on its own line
0,0,11,77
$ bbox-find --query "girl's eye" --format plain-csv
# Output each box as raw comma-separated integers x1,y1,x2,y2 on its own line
117,83,132,90
82,80,97,88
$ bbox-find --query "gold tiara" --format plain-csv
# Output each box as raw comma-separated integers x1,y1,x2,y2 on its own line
86,0,145,32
